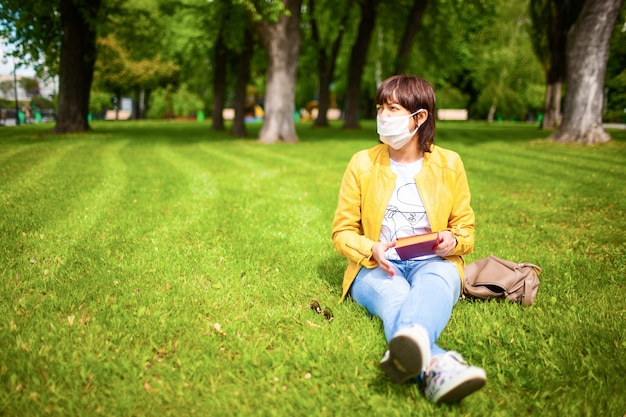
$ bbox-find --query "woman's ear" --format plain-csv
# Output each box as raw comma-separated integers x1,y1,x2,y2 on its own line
416,110,429,126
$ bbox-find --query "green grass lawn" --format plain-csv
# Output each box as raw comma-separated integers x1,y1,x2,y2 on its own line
1,120,624,416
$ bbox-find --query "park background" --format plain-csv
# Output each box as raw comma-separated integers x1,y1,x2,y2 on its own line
1,0,625,137
1,0,625,416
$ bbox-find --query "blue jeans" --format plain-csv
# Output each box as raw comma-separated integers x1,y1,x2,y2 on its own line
350,257,461,357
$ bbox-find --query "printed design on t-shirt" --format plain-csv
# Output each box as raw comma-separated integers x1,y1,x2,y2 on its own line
381,182,427,241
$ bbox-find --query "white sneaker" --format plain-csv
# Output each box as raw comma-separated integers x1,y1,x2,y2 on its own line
379,325,430,383
424,351,486,403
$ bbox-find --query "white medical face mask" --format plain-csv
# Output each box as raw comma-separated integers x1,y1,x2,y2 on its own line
377,109,424,150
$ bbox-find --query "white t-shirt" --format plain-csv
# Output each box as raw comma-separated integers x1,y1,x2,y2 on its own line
380,158,433,260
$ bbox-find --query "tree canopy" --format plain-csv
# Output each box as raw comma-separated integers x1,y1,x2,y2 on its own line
1,0,624,142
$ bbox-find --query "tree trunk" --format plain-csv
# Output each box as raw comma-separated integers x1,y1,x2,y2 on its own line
212,30,227,131
541,80,561,129
255,0,303,143
141,89,152,120
487,102,497,123
54,0,102,134
132,89,145,120
133,90,140,120
315,50,332,128
311,0,349,128
114,91,121,120
540,0,574,129
343,0,380,129
232,28,254,137
550,0,623,144
139,89,147,120
530,0,584,130
394,0,429,74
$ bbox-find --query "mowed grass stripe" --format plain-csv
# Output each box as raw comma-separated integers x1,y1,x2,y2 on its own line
0,138,234,415
1,140,117,287
0,140,84,217
8,140,129,275
130,142,362,413
182,143,330,243
459,137,625,247
469,143,624,193
154,142,346,334
1,121,625,416
0,142,42,168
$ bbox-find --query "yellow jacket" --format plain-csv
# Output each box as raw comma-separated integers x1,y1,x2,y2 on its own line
332,144,474,301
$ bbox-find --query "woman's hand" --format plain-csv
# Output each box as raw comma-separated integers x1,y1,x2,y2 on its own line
371,241,396,276
434,231,457,257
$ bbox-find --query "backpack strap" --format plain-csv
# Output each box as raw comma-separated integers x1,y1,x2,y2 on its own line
521,272,533,306
520,262,541,306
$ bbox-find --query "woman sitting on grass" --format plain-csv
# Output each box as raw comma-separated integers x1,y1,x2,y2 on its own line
331,74,486,404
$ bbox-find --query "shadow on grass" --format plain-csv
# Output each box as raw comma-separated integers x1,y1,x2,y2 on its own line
0,120,260,146
434,121,553,146
3,119,624,148
316,254,345,299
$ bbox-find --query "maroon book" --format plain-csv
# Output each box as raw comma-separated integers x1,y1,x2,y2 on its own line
395,232,441,260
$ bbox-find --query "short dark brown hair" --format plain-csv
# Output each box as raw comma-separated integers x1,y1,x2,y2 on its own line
376,75,436,153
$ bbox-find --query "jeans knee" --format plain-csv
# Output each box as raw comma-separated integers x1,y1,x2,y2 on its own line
420,260,461,300
351,266,410,320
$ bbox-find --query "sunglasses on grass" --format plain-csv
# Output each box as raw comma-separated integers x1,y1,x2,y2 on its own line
310,299,334,322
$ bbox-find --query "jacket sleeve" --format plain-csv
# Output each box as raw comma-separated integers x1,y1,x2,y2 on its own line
447,156,474,256
331,154,378,268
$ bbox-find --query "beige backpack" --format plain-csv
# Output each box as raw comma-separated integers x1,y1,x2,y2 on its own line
463,255,542,306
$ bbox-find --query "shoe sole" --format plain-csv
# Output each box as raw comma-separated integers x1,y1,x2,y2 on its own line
434,369,487,403
380,329,429,383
